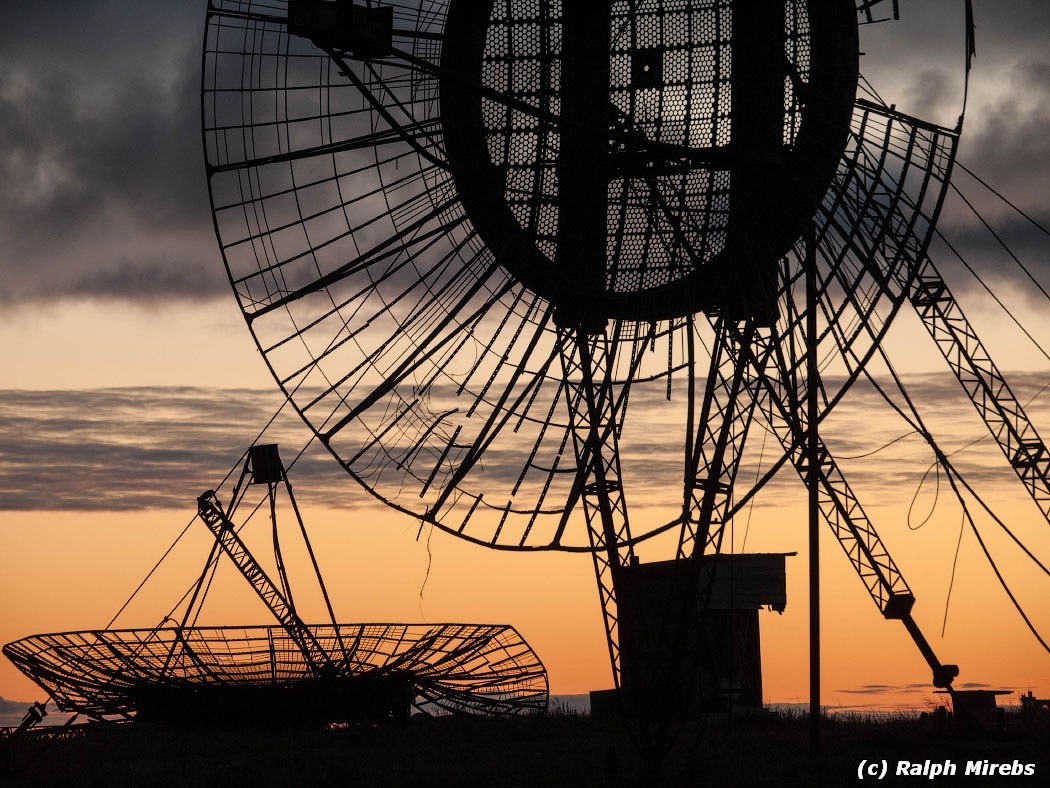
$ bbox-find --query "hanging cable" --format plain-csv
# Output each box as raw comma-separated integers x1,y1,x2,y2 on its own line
949,182,1050,305
938,457,1050,655
739,427,767,553
837,429,918,460
417,518,434,621
860,355,1050,577
941,512,967,638
906,460,941,531
859,349,1050,652
159,432,320,630
956,160,1050,240
104,393,303,628
937,453,1050,579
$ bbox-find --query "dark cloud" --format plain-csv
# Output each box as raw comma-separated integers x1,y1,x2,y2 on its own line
903,67,956,124
858,3,1050,297
962,60,1050,184
1,2,1048,308
0,2,222,306
0,387,360,511
4,369,1049,514
950,58,1050,271
65,256,221,302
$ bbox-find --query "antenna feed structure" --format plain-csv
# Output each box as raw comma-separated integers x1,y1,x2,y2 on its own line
440,0,858,325
287,0,393,59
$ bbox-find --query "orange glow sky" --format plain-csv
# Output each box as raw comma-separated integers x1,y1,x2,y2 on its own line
3,1,1050,714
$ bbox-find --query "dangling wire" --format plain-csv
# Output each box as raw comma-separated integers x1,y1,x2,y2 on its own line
939,462,1050,654
739,427,767,554
416,518,434,621
837,429,918,461
906,460,941,531
942,511,967,638
860,349,1050,654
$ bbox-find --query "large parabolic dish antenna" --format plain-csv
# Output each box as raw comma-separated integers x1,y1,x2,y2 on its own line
201,0,957,554
199,0,1050,762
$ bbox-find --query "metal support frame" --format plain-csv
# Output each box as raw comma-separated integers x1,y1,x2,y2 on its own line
557,324,635,688
197,491,333,677
185,445,356,678
678,318,771,560
668,318,772,724
4,624,549,721
592,315,771,758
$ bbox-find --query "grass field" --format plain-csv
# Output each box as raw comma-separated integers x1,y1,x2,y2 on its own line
2,709,1049,787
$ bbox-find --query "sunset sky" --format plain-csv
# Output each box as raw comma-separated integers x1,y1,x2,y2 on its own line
3,0,1050,719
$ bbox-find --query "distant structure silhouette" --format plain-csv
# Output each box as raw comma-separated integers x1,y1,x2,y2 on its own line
4,445,548,725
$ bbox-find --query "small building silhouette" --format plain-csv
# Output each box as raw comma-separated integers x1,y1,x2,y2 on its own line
592,553,791,718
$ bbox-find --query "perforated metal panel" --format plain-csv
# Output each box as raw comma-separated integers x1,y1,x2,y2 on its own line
443,0,849,322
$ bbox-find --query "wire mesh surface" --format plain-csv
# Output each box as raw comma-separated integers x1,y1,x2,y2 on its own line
471,0,816,294
201,1,960,549
4,624,548,721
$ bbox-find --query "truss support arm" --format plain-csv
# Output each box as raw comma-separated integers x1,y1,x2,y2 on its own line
725,324,959,689
678,319,769,560
778,394,959,688
910,257,1050,528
